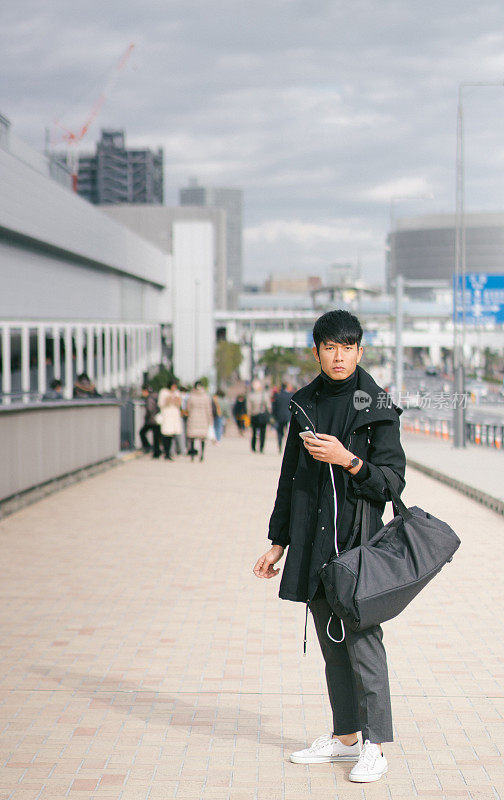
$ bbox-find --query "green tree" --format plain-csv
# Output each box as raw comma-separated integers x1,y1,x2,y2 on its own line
214,341,243,387
149,367,178,392
258,346,300,384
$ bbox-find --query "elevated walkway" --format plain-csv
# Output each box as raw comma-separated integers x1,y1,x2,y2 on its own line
0,435,502,799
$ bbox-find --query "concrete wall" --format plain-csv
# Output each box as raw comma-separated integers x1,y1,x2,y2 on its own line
0,401,120,502
103,204,227,310
0,142,171,323
0,239,171,322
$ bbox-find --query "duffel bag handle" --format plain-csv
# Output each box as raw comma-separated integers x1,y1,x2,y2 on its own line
377,465,412,521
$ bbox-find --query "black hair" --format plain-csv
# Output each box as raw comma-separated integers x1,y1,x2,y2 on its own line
312,309,363,352
50,378,62,389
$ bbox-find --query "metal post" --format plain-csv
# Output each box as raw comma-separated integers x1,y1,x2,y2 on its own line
394,274,404,405
64,325,73,399
75,325,84,376
86,324,94,380
37,325,46,397
53,326,61,380
111,325,119,389
96,325,103,393
119,326,126,386
1,325,11,404
453,85,465,447
103,325,111,392
21,325,30,402
453,80,504,446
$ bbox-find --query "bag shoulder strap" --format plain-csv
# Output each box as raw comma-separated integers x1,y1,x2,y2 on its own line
376,465,412,521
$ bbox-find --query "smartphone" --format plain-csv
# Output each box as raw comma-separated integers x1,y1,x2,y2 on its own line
299,431,320,441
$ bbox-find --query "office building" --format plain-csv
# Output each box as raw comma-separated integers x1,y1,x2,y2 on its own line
388,212,504,294
180,179,242,309
74,129,164,205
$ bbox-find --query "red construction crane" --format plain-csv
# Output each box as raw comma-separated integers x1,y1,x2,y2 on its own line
51,43,135,191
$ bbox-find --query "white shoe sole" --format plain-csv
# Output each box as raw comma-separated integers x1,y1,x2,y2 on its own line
290,753,360,763
349,765,388,782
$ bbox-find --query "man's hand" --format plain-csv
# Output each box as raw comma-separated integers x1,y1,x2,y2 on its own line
253,544,285,579
303,433,351,466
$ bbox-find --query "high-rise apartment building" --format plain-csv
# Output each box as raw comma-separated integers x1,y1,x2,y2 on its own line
180,179,242,309
72,130,164,205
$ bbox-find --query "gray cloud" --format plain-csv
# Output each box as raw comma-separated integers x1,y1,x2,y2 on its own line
3,0,504,283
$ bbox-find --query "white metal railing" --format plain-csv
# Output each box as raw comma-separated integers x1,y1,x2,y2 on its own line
0,321,162,403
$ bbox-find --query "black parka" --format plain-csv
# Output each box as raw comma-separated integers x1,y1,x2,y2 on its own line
268,364,406,603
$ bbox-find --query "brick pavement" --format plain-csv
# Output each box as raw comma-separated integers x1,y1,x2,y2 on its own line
0,431,503,800
401,432,504,504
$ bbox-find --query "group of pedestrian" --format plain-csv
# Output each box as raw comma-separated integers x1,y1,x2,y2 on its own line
140,381,229,462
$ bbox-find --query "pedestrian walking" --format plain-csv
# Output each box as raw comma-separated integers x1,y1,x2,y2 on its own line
139,385,161,458
212,390,227,443
248,380,271,453
186,381,213,461
253,309,406,783
271,382,293,452
158,382,183,460
232,394,248,435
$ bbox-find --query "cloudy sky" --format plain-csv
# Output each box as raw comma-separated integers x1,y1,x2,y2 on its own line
3,0,504,284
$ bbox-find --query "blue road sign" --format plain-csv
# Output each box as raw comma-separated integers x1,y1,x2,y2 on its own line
453,273,504,324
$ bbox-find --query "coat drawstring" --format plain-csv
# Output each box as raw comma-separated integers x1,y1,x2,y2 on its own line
303,602,309,655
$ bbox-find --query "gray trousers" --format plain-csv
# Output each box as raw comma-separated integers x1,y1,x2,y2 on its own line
309,591,393,743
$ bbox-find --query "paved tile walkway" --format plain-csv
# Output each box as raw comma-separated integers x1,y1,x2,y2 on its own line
401,432,504,503
0,431,503,800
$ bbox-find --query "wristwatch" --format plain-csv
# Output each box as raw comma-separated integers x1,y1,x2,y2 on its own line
344,455,361,470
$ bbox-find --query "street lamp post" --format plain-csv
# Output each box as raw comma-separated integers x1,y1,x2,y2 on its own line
389,194,434,404
453,81,504,447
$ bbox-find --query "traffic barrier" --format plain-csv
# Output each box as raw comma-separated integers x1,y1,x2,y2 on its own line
475,423,481,445
488,425,494,447
424,419,430,436
442,420,449,440
435,420,441,438
496,427,502,449
415,418,420,433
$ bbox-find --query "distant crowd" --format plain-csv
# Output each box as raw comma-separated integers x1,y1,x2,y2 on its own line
140,381,228,462
140,379,295,460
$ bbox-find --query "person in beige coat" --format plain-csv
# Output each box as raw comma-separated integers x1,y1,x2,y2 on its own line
158,382,183,460
186,381,213,461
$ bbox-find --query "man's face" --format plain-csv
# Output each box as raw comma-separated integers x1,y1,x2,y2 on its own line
312,340,363,380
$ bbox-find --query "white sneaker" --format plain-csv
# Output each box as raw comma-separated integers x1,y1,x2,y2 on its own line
290,733,361,763
348,739,388,782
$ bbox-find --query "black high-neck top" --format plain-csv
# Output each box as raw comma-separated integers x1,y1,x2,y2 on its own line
317,367,358,439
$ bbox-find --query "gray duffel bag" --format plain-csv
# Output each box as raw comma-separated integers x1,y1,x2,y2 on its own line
318,465,461,642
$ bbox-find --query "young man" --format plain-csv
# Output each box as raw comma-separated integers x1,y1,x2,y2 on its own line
253,310,406,783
